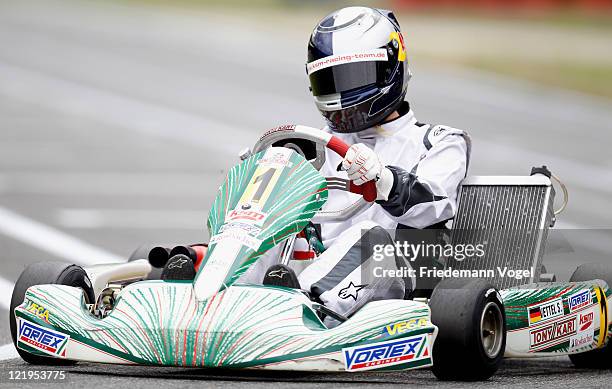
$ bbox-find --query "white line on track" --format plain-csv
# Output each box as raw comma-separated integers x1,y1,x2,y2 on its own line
0,275,15,363
0,206,124,360
0,62,257,156
0,343,19,361
0,277,14,310
0,206,123,266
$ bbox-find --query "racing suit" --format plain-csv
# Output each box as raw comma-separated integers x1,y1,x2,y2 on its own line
244,102,470,326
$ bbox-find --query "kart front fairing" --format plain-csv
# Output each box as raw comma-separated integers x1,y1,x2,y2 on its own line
16,283,435,370
14,147,438,371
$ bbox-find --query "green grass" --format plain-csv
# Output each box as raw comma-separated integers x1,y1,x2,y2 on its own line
397,9,612,32
107,0,612,98
116,0,379,11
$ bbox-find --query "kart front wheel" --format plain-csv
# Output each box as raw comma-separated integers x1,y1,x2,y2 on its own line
10,262,95,365
429,278,506,381
568,263,612,369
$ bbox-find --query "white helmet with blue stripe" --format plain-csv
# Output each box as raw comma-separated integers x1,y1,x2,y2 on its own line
307,7,411,133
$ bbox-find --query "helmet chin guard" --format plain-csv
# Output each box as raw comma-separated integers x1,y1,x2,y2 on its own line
307,7,411,133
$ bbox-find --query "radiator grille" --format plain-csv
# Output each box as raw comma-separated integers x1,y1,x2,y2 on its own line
447,177,555,289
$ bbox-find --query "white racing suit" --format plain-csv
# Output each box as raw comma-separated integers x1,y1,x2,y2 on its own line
243,102,470,326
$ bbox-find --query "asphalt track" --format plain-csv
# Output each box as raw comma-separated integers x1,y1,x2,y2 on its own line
0,0,611,387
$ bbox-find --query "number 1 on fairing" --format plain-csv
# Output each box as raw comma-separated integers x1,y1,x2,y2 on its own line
252,168,275,203
239,166,282,207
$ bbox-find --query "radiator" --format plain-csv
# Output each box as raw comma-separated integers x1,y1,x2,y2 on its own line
447,175,556,289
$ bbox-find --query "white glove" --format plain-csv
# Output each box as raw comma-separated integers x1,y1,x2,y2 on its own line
341,143,394,201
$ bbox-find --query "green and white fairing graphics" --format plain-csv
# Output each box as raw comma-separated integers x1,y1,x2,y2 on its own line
194,147,328,300
14,147,438,371
501,281,611,357
15,283,436,369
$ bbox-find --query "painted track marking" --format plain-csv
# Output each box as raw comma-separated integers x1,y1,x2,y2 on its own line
0,206,122,266
0,206,123,360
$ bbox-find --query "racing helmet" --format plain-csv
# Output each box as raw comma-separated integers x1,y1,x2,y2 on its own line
306,7,411,133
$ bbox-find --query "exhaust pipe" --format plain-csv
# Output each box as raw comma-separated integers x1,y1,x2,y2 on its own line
148,244,208,270
170,244,208,271
148,246,171,268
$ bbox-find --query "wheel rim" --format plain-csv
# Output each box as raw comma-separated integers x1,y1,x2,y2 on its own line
481,301,504,358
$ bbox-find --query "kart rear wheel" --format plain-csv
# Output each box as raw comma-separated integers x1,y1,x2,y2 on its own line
430,278,506,381
10,262,95,365
568,263,612,369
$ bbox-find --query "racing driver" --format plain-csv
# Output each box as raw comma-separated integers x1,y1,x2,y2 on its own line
241,6,471,326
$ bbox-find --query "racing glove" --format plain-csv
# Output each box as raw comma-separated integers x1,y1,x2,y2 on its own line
341,143,394,202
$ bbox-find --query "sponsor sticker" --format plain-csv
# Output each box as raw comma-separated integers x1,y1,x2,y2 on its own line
342,335,429,372
569,332,594,350
569,308,596,350
529,316,576,350
17,318,69,357
257,148,293,168
568,289,591,312
578,309,595,332
261,124,296,139
383,318,429,337
528,298,564,326
306,49,388,75
209,228,263,251
25,302,51,323
219,221,261,236
226,209,268,225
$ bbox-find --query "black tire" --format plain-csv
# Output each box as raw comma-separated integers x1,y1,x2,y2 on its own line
430,278,506,381
10,262,94,365
127,244,163,280
568,263,612,369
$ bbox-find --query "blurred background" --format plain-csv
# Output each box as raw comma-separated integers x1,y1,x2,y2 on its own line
0,0,611,345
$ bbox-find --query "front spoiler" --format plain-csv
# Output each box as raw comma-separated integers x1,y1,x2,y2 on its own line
15,282,437,372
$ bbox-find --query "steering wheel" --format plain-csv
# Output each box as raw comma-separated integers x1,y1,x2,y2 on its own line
252,125,377,223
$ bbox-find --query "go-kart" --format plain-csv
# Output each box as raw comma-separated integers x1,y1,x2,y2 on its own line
10,125,612,381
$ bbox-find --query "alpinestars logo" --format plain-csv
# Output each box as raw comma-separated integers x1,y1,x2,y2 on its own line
338,282,367,301
343,335,430,372
268,268,289,278
168,258,188,269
